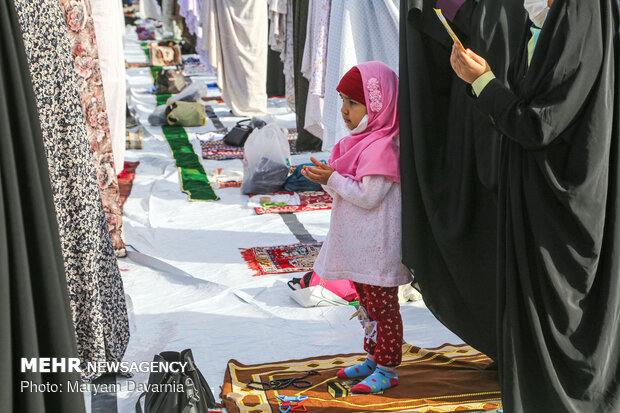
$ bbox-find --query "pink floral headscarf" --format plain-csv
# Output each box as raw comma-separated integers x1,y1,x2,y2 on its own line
328,61,400,183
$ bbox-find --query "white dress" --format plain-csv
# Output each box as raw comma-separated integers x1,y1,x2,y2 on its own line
200,0,268,116
313,172,412,287
321,0,399,151
301,0,331,139
91,0,126,173
178,0,211,68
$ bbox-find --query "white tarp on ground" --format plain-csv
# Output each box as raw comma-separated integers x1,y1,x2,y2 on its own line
96,28,464,413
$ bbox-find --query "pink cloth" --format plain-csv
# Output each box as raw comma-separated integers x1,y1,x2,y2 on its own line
313,172,411,287
328,61,400,183
303,271,357,302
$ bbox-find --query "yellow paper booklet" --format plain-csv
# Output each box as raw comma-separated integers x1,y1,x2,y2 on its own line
434,9,465,50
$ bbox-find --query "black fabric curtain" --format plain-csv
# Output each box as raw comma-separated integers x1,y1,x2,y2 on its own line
293,0,322,152
267,47,285,97
399,0,527,358
0,1,86,412
267,19,286,97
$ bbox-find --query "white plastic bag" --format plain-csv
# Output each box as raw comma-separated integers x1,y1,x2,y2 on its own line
290,286,350,307
241,123,291,195
167,81,208,103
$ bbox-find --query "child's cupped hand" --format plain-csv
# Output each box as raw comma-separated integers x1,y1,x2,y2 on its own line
301,157,334,185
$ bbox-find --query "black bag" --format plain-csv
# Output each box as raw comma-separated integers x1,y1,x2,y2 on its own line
223,119,253,147
135,349,216,413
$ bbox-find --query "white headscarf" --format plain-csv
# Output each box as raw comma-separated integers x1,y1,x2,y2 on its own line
524,0,550,28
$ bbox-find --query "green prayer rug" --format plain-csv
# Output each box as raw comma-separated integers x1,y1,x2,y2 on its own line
148,66,171,105
155,93,171,106
140,42,150,58
161,126,219,201
149,66,163,84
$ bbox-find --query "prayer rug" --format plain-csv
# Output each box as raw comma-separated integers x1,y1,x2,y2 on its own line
254,191,332,215
219,180,242,188
155,93,170,106
200,129,300,160
138,51,167,101
161,125,219,201
206,168,243,188
125,62,151,69
140,42,150,59
240,242,323,276
117,161,140,209
149,65,162,81
221,343,502,413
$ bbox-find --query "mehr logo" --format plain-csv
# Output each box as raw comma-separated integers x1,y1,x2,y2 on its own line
21,358,189,374
21,358,81,373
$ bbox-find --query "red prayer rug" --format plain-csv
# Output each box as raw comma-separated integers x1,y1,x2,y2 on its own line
118,161,140,209
240,242,323,276
221,343,502,413
254,191,332,215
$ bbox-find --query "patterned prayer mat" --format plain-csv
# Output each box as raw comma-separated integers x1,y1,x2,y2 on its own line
240,242,323,276
206,168,243,189
125,62,151,69
221,343,502,413
253,190,332,215
118,161,140,209
200,129,300,160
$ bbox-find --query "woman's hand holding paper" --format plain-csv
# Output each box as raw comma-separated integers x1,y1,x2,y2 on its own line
450,43,492,84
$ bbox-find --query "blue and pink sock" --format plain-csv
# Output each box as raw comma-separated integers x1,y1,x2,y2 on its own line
336,354,377,379
350,365,398,394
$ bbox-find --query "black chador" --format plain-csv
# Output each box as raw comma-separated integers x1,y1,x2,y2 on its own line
470,1,620,411
399,0,527,359
400,0,620,411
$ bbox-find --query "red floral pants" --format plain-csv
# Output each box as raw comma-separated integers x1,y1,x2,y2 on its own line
353,282,403,366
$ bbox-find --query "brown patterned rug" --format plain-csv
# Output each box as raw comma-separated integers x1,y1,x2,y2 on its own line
221,343,502,413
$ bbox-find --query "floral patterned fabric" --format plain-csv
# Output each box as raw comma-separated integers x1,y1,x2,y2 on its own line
59,0,126,257
14,0,130,381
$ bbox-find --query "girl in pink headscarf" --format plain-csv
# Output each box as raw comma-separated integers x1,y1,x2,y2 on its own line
302,61,412,394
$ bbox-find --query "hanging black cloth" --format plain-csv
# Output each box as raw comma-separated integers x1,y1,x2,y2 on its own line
293,0,322,152
267,19,286,98
470,0,620,411
0,0,85,412
267,47,285,97
399,0,527,358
